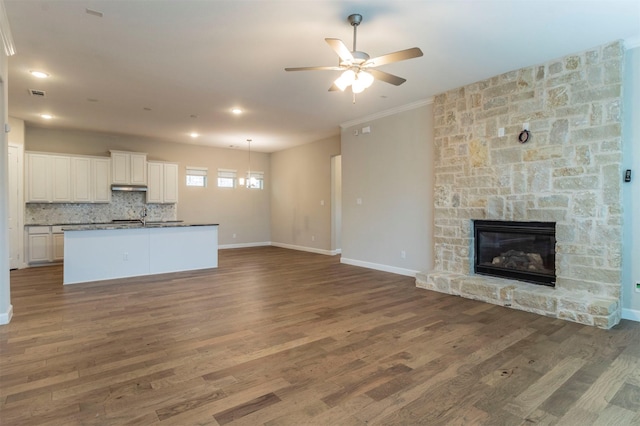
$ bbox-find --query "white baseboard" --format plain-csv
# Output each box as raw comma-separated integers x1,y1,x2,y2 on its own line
0,304,13,325
271,242,339,256
219,242,271,250
622,308,640,322
340,257,418,277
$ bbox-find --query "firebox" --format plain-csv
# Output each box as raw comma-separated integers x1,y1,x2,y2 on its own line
473,220,556,286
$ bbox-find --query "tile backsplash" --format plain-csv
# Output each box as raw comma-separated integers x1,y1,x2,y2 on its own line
25,192,177,225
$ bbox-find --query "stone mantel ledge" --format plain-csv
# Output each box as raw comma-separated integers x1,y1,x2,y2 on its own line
416,272,620,329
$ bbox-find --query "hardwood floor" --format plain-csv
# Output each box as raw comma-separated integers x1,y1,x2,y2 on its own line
1,246,639,425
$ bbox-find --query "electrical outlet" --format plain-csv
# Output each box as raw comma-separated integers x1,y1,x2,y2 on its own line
232,233,237,239
123,252,128,261
311,235,315,242
401,250,406,259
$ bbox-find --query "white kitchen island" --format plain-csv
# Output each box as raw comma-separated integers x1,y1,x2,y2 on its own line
63,223,218,284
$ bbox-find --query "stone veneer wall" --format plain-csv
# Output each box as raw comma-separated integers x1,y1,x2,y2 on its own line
416,41,624,329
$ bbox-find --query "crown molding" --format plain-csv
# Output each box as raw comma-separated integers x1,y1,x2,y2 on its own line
0,1,15,56
625,35,640,50
340,97,434,129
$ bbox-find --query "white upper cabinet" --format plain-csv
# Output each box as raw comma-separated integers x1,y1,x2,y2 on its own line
51,156,72,202
93,158,111,203
26,153,72,203
26,153,51,202
72,157,92,202
163,163,179,203
147,161,178,204
26,152,112,203
146,161,163,203
110,150,147,185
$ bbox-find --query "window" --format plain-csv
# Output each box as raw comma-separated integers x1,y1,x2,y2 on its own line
186,166,207,187
246,171,264,189
217,169,237,188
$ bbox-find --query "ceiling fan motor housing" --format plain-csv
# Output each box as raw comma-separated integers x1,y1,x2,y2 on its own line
341,51,370,67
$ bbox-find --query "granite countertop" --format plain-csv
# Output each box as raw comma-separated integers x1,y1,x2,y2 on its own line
63,222,218,231
25,221,218,230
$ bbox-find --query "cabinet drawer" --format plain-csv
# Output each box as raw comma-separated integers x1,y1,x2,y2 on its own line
28,226,50,235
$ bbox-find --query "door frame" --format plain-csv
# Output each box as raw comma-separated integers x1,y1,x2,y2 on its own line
8,142,24,269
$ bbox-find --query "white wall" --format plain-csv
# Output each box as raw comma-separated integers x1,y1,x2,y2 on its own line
622,43,640,319
341,102,434,276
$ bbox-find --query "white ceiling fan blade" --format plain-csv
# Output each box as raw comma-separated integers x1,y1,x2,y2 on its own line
285,66,343,71
325,38,354,62
368,69,406,86
328,83,340,92
364,47,423,67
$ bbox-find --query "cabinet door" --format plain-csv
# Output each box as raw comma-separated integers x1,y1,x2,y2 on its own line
146,162,163,203
93,158,111,203
26,153,51,202
111,152,130,184
72,157,92,202
52,233,65,261
130,153,147,185
163,163,179,203
51,156,72,202
28,234,50,263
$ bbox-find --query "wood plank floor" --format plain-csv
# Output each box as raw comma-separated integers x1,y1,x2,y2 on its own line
1,247,639,425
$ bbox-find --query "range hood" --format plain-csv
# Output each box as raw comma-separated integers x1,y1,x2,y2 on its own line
111,184,148,192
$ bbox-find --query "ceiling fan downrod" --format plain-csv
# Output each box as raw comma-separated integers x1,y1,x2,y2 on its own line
348,14,362,52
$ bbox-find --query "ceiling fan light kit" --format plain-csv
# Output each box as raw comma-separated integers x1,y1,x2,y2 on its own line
285,13,423,98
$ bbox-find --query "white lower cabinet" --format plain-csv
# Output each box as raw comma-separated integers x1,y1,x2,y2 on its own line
26,226,66,264
52,227,65,261
27,226,53,264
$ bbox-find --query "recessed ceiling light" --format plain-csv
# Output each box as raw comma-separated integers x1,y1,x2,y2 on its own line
231,108,242,115
190,132,199,138
30,70,49,79
40,114,53,120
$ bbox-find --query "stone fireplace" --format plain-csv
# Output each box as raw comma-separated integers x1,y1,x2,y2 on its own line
416,41,623,328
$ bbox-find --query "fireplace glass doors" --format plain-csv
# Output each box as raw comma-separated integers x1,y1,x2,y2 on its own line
474,220,556,286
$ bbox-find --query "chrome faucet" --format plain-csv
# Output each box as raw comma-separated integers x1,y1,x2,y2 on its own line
140,206,147,226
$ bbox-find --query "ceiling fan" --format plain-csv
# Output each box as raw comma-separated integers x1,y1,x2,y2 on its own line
285,14,423,95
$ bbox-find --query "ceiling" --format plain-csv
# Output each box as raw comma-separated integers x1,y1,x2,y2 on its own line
5,1,640,153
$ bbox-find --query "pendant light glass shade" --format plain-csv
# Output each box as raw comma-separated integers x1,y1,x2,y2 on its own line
358,71,374,88
334,69,356,91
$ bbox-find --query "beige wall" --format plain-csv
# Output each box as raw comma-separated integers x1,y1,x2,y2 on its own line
341,103,434,275
8,116,24,146
25,126,271,246
270,134,340,253
623,45,640,315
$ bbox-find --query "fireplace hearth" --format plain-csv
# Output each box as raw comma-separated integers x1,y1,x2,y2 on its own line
474,220,556,286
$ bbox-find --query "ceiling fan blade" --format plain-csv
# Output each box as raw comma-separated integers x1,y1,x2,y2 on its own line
368,69,407,86
325,38,354,62
285,66,343,72
364,47,423,67
328,83,340,92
